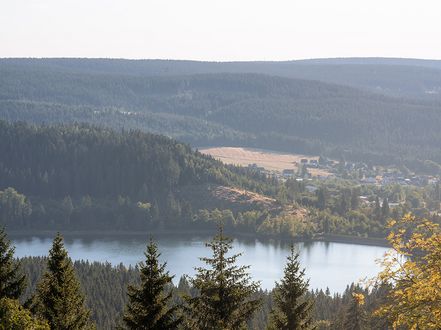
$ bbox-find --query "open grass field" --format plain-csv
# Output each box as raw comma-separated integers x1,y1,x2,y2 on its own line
199,147,331,177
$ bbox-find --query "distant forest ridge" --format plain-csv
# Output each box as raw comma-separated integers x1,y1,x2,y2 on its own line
2,57,441,99
1,60,441,171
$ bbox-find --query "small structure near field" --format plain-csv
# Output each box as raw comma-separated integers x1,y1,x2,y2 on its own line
282,169,295,178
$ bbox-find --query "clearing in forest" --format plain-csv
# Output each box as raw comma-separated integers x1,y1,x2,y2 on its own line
199,147,331,177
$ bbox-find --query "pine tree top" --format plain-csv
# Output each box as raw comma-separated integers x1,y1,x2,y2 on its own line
31,233,95,330
0,227,26,300
123,238,182,330
47,233,70,274
276,245,309,295
269,244,315,330
186,224,261,329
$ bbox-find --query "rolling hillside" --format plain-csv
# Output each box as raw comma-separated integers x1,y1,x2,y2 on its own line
0,121,278,230
1,62,441,169
2,57,441,99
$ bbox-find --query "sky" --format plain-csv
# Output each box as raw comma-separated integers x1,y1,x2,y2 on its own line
1,0,440,61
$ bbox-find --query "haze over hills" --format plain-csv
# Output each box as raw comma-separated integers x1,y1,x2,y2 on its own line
1,59,441,171
2,57,441,99
3,0,441,327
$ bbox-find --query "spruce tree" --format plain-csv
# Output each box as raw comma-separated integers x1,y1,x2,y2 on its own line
374,196,381,221
122,239,182,329
31,233,94,329
381,198,390,219
316,188,326,210
185,225,261,329
342,292,367,330
268,245,315,330
0,227,26,299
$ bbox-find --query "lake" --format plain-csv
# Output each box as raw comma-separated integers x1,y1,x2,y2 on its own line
11,234,388,292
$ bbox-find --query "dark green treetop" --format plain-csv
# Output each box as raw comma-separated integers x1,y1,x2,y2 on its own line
31,233,95,330
268,245,315,330
342,292,368,330
185,225,262,330
122,239,182,329
0,227,26,299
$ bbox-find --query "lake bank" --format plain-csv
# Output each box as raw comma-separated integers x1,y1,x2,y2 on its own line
7,228,389,247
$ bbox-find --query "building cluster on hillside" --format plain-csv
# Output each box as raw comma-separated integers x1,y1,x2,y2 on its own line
321,159,439,188
358,172,438,187
380,172,437,186
358,195,401,208
246,157,439,189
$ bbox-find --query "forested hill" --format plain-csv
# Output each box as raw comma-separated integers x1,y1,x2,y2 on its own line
2,57,441,99
0,121,276,230
2,64,441,168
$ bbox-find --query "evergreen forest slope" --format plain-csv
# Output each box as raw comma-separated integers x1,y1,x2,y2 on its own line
1,61,441,168
0,121,279,231
2,57,441,98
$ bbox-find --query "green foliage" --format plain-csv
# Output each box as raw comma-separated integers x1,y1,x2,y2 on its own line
0,228,26,299
0,297,49,330
185,225,262,329
30,234,95,329
268,245,315,330
122,239,182,329
0,188,32,227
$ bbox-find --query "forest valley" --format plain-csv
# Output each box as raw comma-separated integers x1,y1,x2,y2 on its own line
1,214,440,329
1,122,441,244
1,123,441,329
3,59,441,172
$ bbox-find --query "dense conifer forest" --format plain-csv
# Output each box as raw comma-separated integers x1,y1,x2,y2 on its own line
2,0,441,326
2,213,438,328
2,59,441,170
1,58,441,329
0,121,280,231
2,120,441,242
2,57,441,99
18,256,389,329
1,226,393,329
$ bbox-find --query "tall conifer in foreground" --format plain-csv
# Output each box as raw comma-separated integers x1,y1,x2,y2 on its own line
122,239,181,329
0,227,26,299
185,225,261,330
268,245,315,330
31,233,94,330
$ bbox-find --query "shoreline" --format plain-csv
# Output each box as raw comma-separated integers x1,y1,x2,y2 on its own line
7,229,389,248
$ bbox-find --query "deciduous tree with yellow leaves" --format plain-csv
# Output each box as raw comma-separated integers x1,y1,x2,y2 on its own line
373,213,441,329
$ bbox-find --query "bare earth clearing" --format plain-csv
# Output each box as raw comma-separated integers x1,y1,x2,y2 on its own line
199,147,331,177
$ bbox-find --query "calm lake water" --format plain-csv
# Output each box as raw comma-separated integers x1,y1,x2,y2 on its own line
11,234,388,292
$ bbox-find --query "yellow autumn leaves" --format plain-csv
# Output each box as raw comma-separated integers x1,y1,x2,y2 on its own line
373,213,441,329
352,292,365,306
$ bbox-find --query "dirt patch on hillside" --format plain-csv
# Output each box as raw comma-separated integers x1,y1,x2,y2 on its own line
200,147,331,177
280,204,309,218
210,186,279,211
178,184,280,213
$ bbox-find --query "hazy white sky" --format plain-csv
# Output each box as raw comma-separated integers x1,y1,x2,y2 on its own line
1,0,440,61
